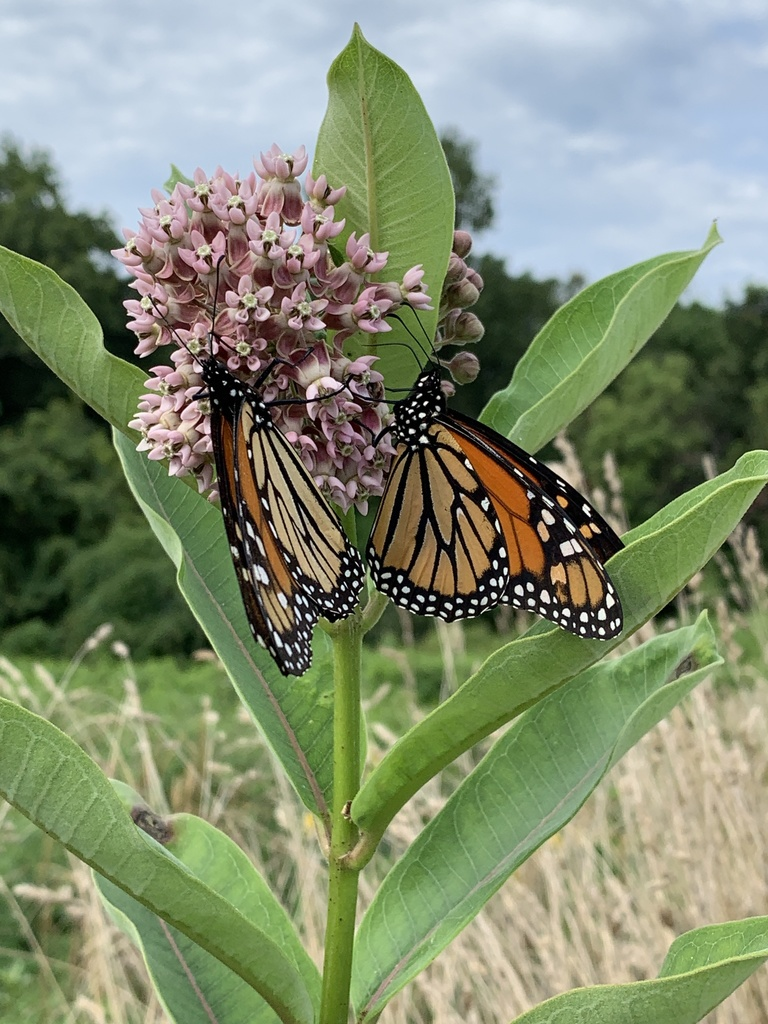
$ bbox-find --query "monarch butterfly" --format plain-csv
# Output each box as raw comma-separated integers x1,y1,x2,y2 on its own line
367,366,623,639
195,352,365,676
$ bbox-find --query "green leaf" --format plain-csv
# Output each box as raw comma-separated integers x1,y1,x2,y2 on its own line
0,227,339,824
101,881,285,1024
101,884,283,1024
352,616,720,1015
0,244,145,430
508,917,768,1023
164,164,195,193
481,224,723,452
113,430,336,823
96,783,319,1024
0,701,316,1024
314,24,455,389
351,449,768,855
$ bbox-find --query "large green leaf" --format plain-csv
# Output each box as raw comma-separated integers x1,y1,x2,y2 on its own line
481,224,722,452
113,430,336,823
101,881,282,1024
351,450,768,857
0,701,315,1024
314,24,455,389
0,244,144,430
96,782,320,1024
352,616,720,1016
508,917,768,1023
0,231,339,825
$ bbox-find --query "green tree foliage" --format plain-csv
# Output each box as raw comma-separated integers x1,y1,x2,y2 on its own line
576,352,709,523
0,139,198,657
453,256,562,417
0,398,200,657
575,287,768,529
723,287,768,458
1,133,765,657
0,136,134,422
440,127,496,233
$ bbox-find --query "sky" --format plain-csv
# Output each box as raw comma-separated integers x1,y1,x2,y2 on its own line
2,0,766,307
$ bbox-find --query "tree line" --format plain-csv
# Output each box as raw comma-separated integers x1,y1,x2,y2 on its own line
0,137,765,657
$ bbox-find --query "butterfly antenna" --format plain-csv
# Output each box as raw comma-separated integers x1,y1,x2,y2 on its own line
358,335,424,371
354,305,437,379
387,312,434,364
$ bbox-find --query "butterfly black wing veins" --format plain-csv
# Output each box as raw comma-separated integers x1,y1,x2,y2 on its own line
201,357,365,676
445,407,623,639
367,370,510,620
368,367,623,640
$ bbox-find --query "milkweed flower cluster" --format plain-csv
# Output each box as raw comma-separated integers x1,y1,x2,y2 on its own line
114,145,432,513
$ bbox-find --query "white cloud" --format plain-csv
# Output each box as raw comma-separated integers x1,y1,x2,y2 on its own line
0,0,765,305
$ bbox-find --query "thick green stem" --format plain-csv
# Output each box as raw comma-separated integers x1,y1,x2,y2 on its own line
319,609,363,1024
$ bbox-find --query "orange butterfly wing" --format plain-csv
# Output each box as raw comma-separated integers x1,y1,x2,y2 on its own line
205,358,365,676
367,422,509,620
447,408,623,563
368,368,623,640
444,413,623,639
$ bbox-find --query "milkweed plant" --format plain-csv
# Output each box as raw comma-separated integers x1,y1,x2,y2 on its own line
1,24,767,1024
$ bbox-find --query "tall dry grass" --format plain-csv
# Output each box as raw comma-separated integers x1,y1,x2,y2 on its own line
2,522,768,1023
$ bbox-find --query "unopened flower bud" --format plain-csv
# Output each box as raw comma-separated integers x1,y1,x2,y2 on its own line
465,267,484,294
452,230,473,259
444,252,468,284
443,277,480,311
453,310,484,342
438,309,485,346
443,350,480,384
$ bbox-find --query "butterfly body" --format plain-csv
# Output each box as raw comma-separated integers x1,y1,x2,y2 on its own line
199,355,365,676
368,367,623,640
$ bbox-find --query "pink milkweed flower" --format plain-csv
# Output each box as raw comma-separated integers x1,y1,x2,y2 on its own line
254,144,308,223
116,152,484,519
224,277,274,326
178,230,227,275
247,211,293,263
304,171,347,210
301,202,346,243
279,281,328,333
349,287,394,334
272,231,322,289
345,232,388,274
208,170,259,225
321,232,390,304
400,265,434,311
140,193,189,245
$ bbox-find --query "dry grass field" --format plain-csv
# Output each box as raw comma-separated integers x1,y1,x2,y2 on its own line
1,523,767,1023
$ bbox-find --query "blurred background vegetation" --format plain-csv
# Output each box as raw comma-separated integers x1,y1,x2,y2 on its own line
2,132,768,1024
0,132,766,660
